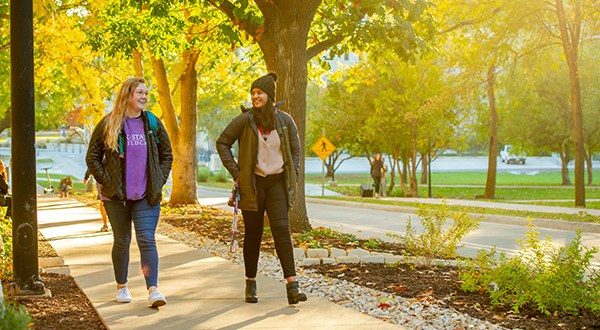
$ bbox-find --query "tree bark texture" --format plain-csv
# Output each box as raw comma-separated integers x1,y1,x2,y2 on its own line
133,49,144,78
556,0,585,205
484,64,498,199
151,55,199,204
168,50,200,205
559,143,572,186
585,153,593,186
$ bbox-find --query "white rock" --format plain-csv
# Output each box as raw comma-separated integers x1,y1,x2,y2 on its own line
306,248,329,259
370,252,393,257
335,255,360,263
328,247,347,258
293,247,306,259
346,249,371,258
321,258,336,264
361,255,384,263
385,256,404,264
300,258,321,266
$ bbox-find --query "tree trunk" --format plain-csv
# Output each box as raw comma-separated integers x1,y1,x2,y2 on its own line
420,155,427,185
559,144,572,186
386,154,395,194
585,152,593,186
556,0,585,206
133,49,144,78
256,2,320,232
484,64,498,199
168,49,200,205
408,136,419,197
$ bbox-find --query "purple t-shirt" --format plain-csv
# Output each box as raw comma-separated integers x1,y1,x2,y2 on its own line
123,116,148,200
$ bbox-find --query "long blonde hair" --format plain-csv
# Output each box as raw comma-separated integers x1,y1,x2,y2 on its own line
104,78,145,151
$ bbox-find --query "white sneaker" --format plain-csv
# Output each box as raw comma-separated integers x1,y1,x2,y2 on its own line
116,288,132,303
149,290,166,307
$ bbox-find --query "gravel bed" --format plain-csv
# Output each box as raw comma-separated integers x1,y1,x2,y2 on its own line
157,221,507,330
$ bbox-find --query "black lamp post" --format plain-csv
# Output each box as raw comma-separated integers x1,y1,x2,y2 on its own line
10,0,46,295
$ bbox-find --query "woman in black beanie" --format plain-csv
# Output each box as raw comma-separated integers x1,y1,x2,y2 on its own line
216,72,306,305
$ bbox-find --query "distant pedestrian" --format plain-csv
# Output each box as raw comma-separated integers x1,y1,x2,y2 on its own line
0,160,12,219
370,153,385,198
83,169,110,232
86,77,173,307
58,176,72,198
216,72,307,305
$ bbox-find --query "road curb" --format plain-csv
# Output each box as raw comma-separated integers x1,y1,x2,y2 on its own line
305,197,600,234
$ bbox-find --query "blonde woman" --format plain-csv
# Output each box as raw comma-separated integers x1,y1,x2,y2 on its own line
86,78,173,307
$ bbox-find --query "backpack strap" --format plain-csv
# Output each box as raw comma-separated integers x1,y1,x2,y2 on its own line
146,111,160,144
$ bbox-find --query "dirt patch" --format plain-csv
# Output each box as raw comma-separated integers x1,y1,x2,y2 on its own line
12,273,106,330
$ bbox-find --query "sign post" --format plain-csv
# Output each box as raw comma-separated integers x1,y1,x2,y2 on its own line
311,132,336,197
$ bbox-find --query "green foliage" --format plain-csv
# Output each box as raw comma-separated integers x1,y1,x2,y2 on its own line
459,220,600,316
263,227,272,239
196,167,231,183
0,217,12,281
362,238,383,249
0,296,33,330
401,201,481,267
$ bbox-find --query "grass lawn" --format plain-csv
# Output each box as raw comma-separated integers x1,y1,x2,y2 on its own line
306,170,600,186
36,173,80,180
37,158,54,163
36,180,86,193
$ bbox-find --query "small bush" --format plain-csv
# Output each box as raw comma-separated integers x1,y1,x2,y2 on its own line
212,168,230,183
0,296,33,330
391,200,480,267
197,167,210,182
459,220,600,316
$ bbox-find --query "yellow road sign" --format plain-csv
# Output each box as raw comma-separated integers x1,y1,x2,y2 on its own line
311,136,336,161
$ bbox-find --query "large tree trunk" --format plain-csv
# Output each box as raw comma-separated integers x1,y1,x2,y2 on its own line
133,49,144,78
169,49,200,205
484,64,498,199
559,144,572,186
151,56,199,204
256,2,320,232
556,0,585,205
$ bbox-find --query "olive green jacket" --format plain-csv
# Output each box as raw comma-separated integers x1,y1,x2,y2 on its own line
216,107,300,211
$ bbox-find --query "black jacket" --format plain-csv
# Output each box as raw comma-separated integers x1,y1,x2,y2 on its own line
216,107,300,211
85,111,173,206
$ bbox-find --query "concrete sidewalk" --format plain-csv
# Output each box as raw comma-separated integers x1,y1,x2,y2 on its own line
36,195,402,330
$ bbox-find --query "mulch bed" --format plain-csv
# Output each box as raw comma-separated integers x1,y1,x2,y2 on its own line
2,231,106,329
15,274,106,330
65,195,600,329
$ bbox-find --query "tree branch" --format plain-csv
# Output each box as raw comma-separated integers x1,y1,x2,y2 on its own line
0,43,9,52
0,14,8,20
440,3,507,34
205,0,261,38
306,33,345,61
0,107,10,135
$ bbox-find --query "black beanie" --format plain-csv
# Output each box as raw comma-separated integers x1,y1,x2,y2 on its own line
250,72,278,100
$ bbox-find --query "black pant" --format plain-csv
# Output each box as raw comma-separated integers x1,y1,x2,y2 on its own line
372,176,381,195
241,172,295,279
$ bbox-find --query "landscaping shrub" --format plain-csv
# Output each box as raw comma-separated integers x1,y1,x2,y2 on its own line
387,200,481,267
459,220,600,316
197,167,210,182
0,296,32,330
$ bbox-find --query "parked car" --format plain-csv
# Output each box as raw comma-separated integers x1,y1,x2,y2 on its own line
500,145,526,164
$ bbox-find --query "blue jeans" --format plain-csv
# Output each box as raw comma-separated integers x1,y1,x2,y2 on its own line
103,198,160,289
